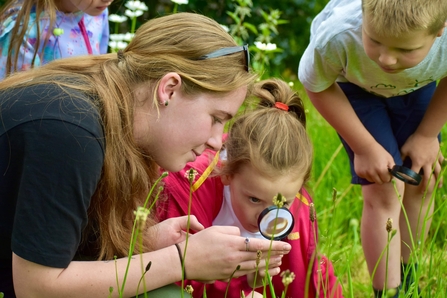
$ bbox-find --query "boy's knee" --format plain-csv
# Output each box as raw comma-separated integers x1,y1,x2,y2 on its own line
362,182,403,209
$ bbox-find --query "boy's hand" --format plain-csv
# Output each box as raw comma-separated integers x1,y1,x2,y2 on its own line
354,141,395,184
401,134,444,190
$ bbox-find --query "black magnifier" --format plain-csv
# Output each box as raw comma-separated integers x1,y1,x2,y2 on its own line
389,165,422,186
257,206,295,240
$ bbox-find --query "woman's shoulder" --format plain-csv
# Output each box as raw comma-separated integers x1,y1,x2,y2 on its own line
0,83,102,136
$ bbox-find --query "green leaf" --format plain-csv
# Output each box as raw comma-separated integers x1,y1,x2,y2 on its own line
226,11,240,23
243,22,258,34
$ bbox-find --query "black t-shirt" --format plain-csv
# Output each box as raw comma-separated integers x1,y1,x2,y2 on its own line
0,83,105,297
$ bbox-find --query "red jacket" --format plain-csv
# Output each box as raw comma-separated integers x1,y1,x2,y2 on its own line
157,149,343,298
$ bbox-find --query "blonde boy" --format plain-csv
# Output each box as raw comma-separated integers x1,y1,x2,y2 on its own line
299,0,447,296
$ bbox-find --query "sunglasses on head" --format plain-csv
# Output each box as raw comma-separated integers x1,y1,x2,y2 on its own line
198,44,250,72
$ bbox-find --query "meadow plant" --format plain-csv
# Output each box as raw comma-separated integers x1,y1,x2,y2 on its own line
226,0,286,77
109,172,168,298
179,168,200,298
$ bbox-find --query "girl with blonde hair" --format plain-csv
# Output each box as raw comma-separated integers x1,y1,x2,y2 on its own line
159,78,343,298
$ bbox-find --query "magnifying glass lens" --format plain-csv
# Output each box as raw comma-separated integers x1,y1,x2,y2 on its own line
389,165,422,186
258,206,294,240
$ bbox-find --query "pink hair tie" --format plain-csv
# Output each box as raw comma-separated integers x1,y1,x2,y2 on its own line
274,102,289,111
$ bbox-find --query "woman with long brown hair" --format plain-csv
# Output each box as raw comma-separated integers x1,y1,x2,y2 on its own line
0,12,291,297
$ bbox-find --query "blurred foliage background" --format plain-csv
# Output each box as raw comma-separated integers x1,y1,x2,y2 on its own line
108,0,328,80
0,0,328,79
134,0,328,80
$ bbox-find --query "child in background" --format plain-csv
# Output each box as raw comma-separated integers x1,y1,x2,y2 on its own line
158,78,343,298
298,0,447,296
0,0,110,79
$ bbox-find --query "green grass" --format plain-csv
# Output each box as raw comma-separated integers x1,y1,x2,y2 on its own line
294,82,447,297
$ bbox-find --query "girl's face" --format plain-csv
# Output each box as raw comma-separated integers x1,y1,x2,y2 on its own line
133,74,247,172
57,0,113,16
222,163,304,233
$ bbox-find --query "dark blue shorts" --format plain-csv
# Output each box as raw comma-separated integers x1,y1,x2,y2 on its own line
337,81,438,185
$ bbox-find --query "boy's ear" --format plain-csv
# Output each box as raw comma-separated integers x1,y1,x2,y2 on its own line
221,174,232,185
157,72,182,103
436,22,447,37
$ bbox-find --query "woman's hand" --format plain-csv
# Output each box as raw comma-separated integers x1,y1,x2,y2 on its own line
150,215,204,250
176,226,291,282
246,290,264,298
246,268,275,289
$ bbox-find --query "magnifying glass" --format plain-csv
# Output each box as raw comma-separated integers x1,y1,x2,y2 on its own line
257,206,295,240
388,165,422,186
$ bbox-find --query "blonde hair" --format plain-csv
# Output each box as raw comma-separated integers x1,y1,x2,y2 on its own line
0,0,58,76
221,78,313,186
362,0,447,36
0,12,256,260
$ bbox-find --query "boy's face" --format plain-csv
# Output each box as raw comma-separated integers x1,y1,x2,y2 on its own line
222,163,304,233
362,13,445,73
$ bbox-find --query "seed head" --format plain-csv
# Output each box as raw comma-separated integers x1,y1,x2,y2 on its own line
184,168,199,184
309,203,316,223
256,250,262,266
273,193,287,208
134,206,150,230
280,269,296,287
386,218,393,233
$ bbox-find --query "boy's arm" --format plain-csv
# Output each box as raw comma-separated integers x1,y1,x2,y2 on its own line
401,77,447,188
306,83,395,184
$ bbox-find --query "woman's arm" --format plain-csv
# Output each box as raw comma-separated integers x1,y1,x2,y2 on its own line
13,225,291,298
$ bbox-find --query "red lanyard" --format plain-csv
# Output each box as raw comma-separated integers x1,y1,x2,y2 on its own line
78,16,93,55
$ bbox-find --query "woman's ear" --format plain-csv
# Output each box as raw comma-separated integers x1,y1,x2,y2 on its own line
221,174,232,185
157,72,182,104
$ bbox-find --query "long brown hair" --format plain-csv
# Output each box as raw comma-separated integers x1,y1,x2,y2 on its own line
0,12,256,260
0,0,58,76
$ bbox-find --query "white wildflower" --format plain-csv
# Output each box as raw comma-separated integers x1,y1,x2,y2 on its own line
125,9,144,18
220,24,229,32
109,33,126,41
123,32,135,41
125,1,148,11
171,0,189,4
109,41,128,50
108,14,128,23
254,42,277,51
